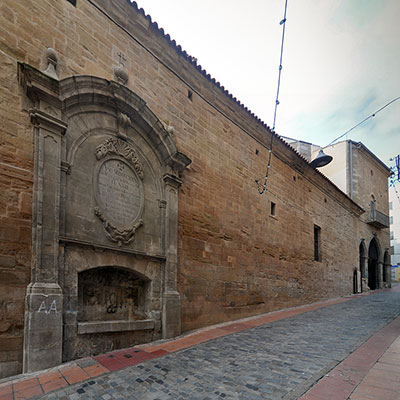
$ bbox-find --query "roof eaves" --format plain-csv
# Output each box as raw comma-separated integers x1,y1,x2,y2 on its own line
349,140,392,174
128,1,275,132
127,1,364,214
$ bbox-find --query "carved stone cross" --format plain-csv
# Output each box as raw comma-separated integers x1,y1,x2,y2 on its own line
117,52,127,67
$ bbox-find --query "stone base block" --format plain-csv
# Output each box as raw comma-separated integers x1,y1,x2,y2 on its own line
162,291,181,339
23,282,63,373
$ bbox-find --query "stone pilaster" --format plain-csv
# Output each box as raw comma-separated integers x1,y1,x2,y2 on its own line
360,255,368,291
377,261,383,289
19,63,67,372
162,173,182,339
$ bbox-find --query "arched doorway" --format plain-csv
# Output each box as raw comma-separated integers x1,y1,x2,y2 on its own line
368,238,379,290
358,240,367,292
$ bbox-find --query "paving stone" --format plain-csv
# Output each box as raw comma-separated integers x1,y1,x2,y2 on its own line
31,290,400,399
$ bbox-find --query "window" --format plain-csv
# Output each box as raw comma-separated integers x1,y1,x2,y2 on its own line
391,231,394,240
66,0,77,5
391,246,395,255
389,202,393,210
390,216,394,225
270,202,276,216
314,225,321,261
369,198,376,220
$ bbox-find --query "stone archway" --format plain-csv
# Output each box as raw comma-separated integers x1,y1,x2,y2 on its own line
359,240,368,292
368,237,380,290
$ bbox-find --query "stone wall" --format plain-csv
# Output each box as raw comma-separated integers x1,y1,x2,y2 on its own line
0,2,37,377
0,0,369,377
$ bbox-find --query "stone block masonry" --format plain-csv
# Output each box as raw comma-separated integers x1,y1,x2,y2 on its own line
0,0,375,377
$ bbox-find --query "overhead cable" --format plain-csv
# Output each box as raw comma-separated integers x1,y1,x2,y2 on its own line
257,0,289,195
326,97,400,147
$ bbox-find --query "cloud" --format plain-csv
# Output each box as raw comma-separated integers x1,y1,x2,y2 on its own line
136,0,399,162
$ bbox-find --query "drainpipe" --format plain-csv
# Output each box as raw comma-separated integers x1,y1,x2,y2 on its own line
349,141,353,200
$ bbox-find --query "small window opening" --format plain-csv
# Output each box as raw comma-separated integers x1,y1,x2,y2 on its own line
187,89,193,101
66,0,77,6
293,176,296,181
255,149,259,155
270,202,276,216
314,225,321,261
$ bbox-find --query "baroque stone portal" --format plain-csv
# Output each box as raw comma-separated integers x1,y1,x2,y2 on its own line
19,66,191,373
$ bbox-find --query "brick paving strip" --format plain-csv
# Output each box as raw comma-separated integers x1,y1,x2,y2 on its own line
0,287,399,400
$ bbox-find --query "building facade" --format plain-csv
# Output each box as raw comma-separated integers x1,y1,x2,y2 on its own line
390,184,400,275
284,138,392,291
317,140,392,291
0,0,390,377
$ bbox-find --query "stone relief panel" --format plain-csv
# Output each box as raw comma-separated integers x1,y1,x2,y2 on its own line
95,137,144,178
63,119,164,255
78,267,148,322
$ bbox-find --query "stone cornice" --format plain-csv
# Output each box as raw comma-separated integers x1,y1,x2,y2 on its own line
29,109,67,134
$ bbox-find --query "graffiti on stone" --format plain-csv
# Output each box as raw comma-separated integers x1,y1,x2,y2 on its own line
78,267,146,322
37,299,58,314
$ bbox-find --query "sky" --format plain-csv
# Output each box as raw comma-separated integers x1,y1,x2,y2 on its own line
134,0,400,167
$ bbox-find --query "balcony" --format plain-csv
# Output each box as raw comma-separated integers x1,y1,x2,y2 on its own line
367,208,390,229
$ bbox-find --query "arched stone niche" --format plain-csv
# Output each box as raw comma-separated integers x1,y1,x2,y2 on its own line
77,267,149,323
359,239,368,292
18,64,191,372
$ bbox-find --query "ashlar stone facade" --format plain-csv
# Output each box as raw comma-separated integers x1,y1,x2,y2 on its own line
0,0,389,377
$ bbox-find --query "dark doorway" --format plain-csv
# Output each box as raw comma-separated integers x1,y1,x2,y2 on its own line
368,239,379,290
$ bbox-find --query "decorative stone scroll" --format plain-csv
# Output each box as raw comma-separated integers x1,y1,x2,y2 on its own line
117,112,131,140
95,137,144,179
94,207,143,246
94,138,144,246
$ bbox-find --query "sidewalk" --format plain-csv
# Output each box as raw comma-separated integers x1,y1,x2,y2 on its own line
1,286,400,399
300,313,400,400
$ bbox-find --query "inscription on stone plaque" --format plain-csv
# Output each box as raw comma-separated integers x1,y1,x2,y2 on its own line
94,138,144,246
98,159,141,227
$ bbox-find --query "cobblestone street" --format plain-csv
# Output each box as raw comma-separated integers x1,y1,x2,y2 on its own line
12,287,398,399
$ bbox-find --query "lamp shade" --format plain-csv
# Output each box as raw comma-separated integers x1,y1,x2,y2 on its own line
310,149,333,168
